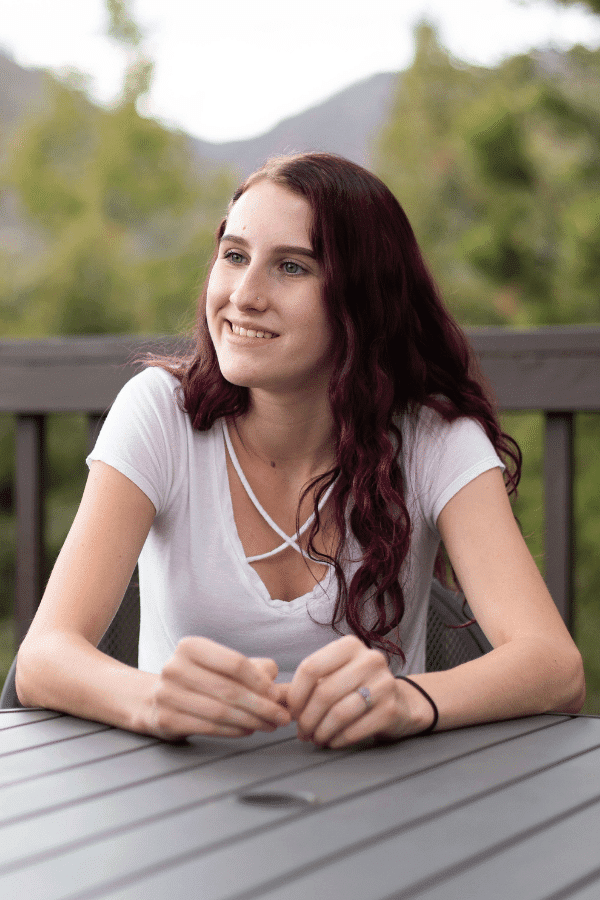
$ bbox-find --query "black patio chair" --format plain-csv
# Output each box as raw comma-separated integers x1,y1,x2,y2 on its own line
1,577,490,709
425,578,492,671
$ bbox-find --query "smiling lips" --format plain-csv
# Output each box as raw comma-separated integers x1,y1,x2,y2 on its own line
228,321,278,340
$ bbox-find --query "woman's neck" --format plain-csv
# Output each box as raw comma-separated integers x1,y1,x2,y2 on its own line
233,388,337,482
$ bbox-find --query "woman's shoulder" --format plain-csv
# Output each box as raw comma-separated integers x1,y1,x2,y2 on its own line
112,365,182,418
398,400,503,522
399,400,488,446
398,400,502,483
125,364,180,396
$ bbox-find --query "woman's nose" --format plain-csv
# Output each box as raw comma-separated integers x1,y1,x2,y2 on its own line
230,268,268,311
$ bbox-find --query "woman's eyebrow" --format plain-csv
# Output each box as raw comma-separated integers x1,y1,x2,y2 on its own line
220,233,316,259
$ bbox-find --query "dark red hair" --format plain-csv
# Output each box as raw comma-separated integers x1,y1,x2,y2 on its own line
154,152,521,660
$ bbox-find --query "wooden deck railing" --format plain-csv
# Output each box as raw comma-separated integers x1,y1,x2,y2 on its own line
2,327,600,645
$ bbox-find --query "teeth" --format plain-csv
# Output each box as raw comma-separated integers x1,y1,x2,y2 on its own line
230,323,275,339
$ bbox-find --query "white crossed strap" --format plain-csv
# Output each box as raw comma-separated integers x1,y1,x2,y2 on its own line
221,419,336,564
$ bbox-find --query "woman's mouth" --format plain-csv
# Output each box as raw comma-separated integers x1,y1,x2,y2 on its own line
228,321,277,339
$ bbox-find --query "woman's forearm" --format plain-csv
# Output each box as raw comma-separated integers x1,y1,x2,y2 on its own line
17,628,292,741
16,630,158,735
401,636,585,734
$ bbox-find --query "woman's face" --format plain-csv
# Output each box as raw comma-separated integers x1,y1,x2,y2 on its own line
206,179,333,398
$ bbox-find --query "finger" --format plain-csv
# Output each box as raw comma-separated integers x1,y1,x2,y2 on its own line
295,651,387,738
162,657,290,728
316,677,400,748
326,693,411,748
178,636,278,696
161,684,282,734
311,685,379,745
172,638,288,717
250,658,287,707
250,657,279,682
271,682,290,708
323,674,410,748
287,636,364,717
327,708,388,748
150,703,256,742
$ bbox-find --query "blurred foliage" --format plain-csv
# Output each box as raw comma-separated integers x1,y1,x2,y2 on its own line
0,616,15,693
376,24,600,713
0,415,15,628
551,0,600,13
1,75,233,336
376,24,600,327
0,0,234,338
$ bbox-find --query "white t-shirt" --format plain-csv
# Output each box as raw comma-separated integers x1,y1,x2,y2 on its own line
87,367,503,678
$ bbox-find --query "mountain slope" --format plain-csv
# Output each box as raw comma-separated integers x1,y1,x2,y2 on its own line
189,72,399,177
0,51,398,175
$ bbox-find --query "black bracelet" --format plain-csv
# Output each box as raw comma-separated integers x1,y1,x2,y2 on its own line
398,676,439,735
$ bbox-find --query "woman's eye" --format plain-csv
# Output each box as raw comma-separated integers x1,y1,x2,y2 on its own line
224,250,245,264
282,261,304,275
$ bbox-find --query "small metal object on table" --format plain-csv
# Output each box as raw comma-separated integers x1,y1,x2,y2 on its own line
0,708,599,899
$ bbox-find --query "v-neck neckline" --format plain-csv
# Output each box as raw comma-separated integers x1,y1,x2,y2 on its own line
215,420,335,608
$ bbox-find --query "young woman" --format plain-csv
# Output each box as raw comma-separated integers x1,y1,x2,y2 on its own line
16,153,585,746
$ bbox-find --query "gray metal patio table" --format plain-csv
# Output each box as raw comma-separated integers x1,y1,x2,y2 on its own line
1,708,599,900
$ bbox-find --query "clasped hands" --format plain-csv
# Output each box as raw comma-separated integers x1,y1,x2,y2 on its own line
150,634,429,746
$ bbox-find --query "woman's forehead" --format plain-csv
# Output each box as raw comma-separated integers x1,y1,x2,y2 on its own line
226,180,313,246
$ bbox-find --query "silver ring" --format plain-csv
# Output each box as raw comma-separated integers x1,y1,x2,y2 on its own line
356,686,373,711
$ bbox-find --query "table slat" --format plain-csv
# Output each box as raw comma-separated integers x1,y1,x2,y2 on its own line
0,726,153,787
402,798,600,900
0,711,61,730
554,877,600,900
0,716,111,757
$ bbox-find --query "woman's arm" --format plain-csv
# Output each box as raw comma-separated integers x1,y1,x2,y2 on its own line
286,468,585,747
419,466,585,725
16,461,290,739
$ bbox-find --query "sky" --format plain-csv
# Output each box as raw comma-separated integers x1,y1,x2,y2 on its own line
1,0,599,143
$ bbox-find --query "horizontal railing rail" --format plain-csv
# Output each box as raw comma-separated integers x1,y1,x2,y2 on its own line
2,326,600,645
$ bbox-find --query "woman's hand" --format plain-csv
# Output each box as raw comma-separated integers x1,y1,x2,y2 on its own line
286,635,434,748
145,636,291,741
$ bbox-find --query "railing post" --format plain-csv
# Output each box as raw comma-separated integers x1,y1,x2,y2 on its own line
544,411,574,632
15,414,46,645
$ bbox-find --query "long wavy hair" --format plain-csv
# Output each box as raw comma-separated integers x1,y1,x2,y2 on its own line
153,152,521,661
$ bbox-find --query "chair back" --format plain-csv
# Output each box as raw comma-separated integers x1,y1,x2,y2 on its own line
96,576,140,666
426,578,492,670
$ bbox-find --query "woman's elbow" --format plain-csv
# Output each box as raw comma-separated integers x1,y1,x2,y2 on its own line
553,644,586,714
14,633,57,708
14,644,41,708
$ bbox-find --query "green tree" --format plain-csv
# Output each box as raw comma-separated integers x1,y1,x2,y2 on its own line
1,0,234,337
376,24,600,326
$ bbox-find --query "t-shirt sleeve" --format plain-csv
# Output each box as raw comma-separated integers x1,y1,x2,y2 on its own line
405,407,505,534
86,367,182,515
